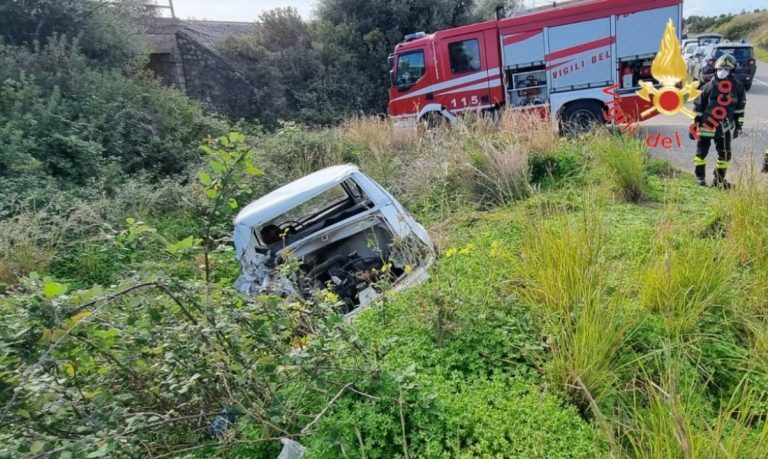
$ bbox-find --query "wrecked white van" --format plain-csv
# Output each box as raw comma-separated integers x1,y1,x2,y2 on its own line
233,165,434,314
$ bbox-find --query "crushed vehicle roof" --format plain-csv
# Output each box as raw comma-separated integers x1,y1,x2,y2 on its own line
234,164,360,230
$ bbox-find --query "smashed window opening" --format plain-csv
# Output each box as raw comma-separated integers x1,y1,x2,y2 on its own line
233,165,434,315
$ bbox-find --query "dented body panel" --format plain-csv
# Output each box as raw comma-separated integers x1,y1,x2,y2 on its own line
233,165,433,312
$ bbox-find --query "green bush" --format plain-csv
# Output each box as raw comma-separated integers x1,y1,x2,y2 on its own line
303,373,605,458
715,13,768,41
0,0,148,70
0,38,227,213
529,140,586,187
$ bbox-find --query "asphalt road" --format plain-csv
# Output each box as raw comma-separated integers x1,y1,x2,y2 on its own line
639,61,768,182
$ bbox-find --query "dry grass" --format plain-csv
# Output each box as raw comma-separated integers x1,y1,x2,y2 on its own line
338,111,557,210
0,206,100,285
341,116,419,154
0,176,201,286
497,109,559,155
464,138,530,207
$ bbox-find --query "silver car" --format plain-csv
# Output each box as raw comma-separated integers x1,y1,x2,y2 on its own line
683,42,699,74
233,165,434,315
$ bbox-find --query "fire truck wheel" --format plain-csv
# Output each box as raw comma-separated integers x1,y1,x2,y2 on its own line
560,101,604,136
420,112,448,131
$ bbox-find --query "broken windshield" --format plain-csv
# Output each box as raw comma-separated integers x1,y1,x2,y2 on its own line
256,179,371,246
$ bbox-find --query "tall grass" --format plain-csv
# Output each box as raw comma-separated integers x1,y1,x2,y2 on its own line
463,133,530,207
0,176,203,287
514,199,604,317
497,109,558,155
0,211,63,285
638,239,735,337
548,296,630,420
514,197,629,418
339,112,558,210
622,367,768,459
722,173,768,270
590,133,651,202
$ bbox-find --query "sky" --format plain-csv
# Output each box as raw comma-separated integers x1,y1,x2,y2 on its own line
168,0,766,22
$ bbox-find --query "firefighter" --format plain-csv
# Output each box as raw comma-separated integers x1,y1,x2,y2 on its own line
690,54,746,188
763,147,768,174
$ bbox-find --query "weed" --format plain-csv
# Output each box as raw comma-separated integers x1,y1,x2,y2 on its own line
514,197,604,318
638,239,735,337
590,132,651,203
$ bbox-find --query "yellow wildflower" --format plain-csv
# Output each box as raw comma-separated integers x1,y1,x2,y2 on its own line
325,291,340,303
459,243,476,255
490,240,503,258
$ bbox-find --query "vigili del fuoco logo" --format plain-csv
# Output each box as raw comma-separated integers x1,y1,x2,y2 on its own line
636,20,701,118
602,19,733,149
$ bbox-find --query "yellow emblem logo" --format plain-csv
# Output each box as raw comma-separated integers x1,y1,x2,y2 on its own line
637,20,701,118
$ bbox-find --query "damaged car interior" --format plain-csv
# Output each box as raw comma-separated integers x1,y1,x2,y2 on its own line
234,166,433,315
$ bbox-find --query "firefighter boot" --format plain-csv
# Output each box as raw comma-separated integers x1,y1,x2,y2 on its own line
694,156,707,186
762,149,768,174
713,162,732,190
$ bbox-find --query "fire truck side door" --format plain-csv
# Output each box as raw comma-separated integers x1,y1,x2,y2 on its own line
436,33,493,113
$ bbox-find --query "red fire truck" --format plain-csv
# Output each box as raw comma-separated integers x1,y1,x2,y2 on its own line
387,0,683,130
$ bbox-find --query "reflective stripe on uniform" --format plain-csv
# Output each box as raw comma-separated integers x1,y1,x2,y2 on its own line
700,130,716,138
716,160,729,170
734,109,745,125
694,156,707,166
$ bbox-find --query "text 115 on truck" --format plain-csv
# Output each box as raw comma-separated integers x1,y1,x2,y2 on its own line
387,0,683,130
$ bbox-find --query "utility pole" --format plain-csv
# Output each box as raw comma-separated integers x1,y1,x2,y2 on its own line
149,0,176,19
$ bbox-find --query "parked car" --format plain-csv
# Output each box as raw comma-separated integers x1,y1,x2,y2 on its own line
681,38,698,52
696,33,722,46
695,43,757,90
689,45,712,79
683,42,699,72
233,165,434,315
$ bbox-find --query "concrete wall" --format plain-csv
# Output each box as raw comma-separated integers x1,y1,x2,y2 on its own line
175,30,254,119
145,18,256,119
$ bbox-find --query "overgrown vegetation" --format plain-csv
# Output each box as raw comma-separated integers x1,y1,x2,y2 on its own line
4,113,768,457
0,1,227,217
3,1,768,457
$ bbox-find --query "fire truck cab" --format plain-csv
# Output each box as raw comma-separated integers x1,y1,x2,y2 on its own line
387,0,683,131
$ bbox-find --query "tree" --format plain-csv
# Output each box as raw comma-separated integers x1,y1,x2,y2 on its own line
218,8,324,124
0,0,149,70
471,0,522,21
314,0,479,114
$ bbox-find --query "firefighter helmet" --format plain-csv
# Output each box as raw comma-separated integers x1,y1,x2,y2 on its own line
714,54,737,70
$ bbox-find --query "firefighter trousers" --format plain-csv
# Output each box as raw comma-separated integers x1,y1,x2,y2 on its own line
695,130,732,184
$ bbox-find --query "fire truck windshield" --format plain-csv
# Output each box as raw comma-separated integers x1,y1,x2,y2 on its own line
395,50,425,90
